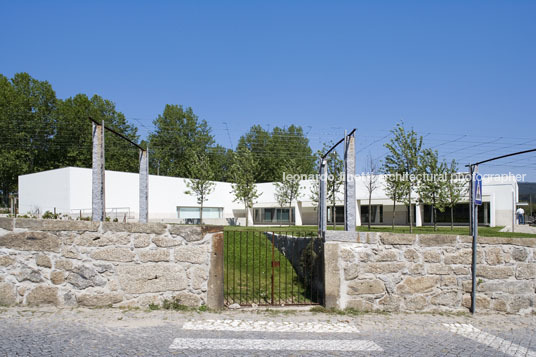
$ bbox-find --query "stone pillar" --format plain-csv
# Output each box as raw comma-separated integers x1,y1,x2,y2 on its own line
92,121,105,222
344,133,356,231
294,202,303,226
323,242,341,309
319,160,328,236
139,149,149,223
415,202,422,227
207,232,224,310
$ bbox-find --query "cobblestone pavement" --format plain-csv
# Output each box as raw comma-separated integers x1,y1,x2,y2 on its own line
0,307,535,356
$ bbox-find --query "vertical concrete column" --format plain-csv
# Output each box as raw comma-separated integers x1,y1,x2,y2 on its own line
356,200,361,226
139,149,149,223
92,121,105,222
319,160,328,236
344,133,356,231
415,202,422,227
294,202,303,226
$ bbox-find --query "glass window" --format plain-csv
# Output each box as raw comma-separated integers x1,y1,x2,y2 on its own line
178,207,200,219
178,207,222,219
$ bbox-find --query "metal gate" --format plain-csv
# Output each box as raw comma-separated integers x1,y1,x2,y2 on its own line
224,230,324,306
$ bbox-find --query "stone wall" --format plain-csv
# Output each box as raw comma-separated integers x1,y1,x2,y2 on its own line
325,232,536,314
0,218,223,308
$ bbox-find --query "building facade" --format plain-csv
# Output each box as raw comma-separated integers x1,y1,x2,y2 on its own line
18,167,519,227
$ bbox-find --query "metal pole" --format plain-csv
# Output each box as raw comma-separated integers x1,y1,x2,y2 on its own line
319,159,328,237
512,190,515,232
469,166,473,236
471,165,477,315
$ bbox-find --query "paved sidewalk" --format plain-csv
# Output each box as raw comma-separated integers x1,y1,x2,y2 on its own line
0,307,535,356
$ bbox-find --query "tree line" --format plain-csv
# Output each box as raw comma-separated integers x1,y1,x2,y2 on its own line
0,72,316,208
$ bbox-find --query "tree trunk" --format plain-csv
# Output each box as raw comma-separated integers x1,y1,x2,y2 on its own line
392,198,396,231
433,204,437,231
332,202,336,229
409,189,413,233
368,192,372,230
450,205,454,231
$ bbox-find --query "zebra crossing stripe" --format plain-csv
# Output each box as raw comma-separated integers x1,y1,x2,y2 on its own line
182,319,360,333
169,338,383,351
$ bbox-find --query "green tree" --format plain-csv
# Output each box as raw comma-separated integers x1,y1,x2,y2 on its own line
383,166,410,230
208,145,234,182
237,125,315,182
274,160,303,226
0,73,57,206
445,160,468,230
230,148,260,227
149,105,214,177
417,149,448,231
384,123,423,233
184,152,215,224
324,147,344,228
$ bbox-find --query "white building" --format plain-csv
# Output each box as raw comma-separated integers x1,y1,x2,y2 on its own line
18,167,518,227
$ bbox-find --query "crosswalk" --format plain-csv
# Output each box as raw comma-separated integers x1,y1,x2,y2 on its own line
170,319,382,353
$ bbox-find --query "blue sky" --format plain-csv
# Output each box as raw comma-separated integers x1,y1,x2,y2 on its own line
2,1,535,179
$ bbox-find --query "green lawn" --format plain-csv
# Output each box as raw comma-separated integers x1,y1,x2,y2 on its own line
223,230,319,306
225,225,536,238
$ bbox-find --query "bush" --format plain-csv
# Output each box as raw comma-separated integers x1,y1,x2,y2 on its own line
42,211,59,219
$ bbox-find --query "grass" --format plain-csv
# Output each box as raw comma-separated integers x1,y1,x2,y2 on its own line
224,230,320,306
225,225,536,238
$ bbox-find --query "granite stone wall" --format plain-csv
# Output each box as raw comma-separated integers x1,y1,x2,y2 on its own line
0,218,222,308
325,232,536,314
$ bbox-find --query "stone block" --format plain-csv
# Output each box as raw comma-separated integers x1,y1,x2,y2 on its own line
427,264,451,275
357,232,378,244
346,298,373,311
509,296,532,313
189,266,208,290
90,247,135,262
36,254,52,268
440,276,458,288
476,266,514,279
324,231,358,242
26,286,58,306
404,295,427,311
54,259,73,271
67,265,106,289
50,271,65,285
76,293,124,307
515,263,536,280
0,218,14,231
419,234,457,247
117,263,188,294
444,249,483,265
378,295,401,312
462,294,490,310
168,225,204,242
344,264,359,280
403,249,420,262
408,263,425,275
478,280,533,294
485,247,505,265
0,282,17,306
0,255,15,267
380,233,416,245
339,248,355,263
102,222,166,234
174,245,208,264
360,262,406,274
357,250,374,263
138,249,170,262
153,234,182,248
133,234,152,248
423,251,441,263
452,266,470,275
431,291,459,306
61,246,82,260
75,231,132,247
478,237,536,247
512,247,528,262
0,231,60,252
16,263,43,283
324,243,340,309
491,298,508,312
174,292,202,307
348,279,385,295
14,219,99,232
377,250,398,262
396,276,439,294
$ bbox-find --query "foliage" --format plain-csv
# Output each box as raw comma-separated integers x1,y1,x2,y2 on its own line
417,149,449,231
184,152,215,224
230,148,260,226
237,125,315,182
384,123,423,232
42,211,59,219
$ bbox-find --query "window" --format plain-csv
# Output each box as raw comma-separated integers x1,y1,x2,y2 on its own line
253,208,295,224
361,205,383,224
177,207,223,219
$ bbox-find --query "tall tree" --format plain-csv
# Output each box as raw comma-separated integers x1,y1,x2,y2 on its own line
274,160,302,226
384,123,423,233
208,145,234,182
384,167,410,230
149,105,214,178
445,160,468,230
184,152,215,224
363,153,380,230
237,125,315,182
230,148,260,227
0,73,57,206
417,149,448,231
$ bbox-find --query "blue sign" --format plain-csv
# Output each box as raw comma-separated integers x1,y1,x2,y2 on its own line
474,173,482,206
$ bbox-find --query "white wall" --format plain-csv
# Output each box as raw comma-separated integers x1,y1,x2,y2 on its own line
19,168,71,215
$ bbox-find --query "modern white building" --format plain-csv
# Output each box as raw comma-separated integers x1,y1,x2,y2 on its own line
18,167,519,227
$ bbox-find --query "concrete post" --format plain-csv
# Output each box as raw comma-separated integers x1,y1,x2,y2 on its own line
319,160,328,236
415,202,422,227
207,232,224,310
92,121,105,222
344,133,356,231
294,202,303,226
356,200,361,226
139,149,149,223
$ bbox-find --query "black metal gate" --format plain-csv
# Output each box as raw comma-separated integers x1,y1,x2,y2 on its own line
224,230,324,306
